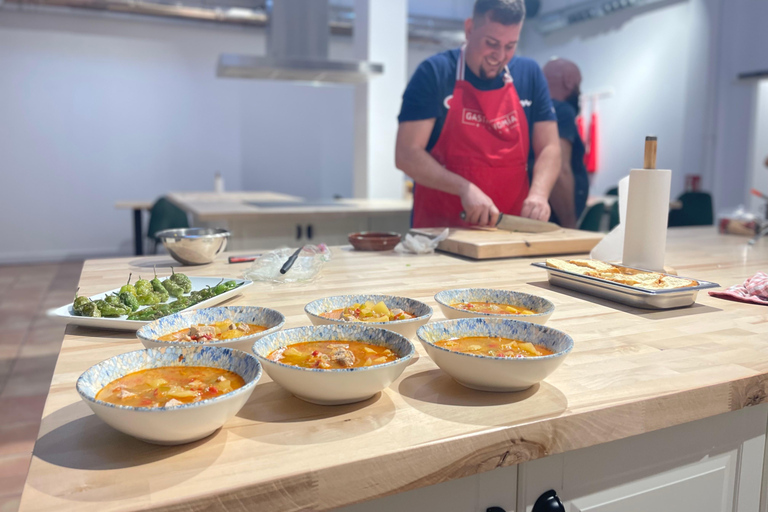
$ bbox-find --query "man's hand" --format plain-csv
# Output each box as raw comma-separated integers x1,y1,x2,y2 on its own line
520,193,551,221
460,182,500,226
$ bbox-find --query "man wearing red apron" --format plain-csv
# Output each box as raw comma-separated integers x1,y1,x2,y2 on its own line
396,0,560,228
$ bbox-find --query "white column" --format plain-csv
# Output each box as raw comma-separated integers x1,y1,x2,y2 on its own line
353,0,408,199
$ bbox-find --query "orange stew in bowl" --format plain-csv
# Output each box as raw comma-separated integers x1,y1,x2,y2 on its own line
157,321,267,342
320,301,415,322
436,337,553,358
268,341,399,369
96,366,245,407
451,302,537,315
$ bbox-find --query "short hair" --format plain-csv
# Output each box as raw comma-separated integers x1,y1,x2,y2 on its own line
473,0,526,25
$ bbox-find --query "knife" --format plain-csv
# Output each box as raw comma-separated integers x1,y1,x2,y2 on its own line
460,211,561,233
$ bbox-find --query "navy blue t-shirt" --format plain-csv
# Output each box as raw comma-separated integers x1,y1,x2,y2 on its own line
552,99,589,221
398,48,556,161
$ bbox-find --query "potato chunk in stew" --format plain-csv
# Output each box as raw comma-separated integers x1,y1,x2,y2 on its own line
320,301,415,322
268,341,399,369
436,336,553,358
96,366,245,407
450,302,536,315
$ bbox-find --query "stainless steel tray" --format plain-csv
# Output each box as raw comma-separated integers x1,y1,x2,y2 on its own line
531,262,720,309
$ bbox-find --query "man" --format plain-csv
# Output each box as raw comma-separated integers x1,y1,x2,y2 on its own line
542,58,589,228
395,0,560,228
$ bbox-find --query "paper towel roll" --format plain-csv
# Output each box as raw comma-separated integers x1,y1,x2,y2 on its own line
622,168,671,271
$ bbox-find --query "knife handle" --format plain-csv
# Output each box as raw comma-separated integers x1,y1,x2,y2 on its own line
228,256,258,263
460,211,503,226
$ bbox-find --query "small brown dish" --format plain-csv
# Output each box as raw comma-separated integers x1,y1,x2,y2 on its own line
348,232,402,251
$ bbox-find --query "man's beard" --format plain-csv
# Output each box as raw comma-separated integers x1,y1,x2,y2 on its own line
479,64,502,80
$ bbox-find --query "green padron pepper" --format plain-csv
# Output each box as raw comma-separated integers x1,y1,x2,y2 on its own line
135,277,153,297
94,299,129,317
119,290,140,312
73,289,91,315
119,274,137,297
162,278,184,298
170,268,192,293
213,280,238,295
151,267,170,302
137,292,160,306
81,301,101,317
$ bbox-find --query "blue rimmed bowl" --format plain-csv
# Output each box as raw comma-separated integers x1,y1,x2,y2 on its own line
304,294,432,339
76,346,262,445
136,306,286,352
252,324,414,405
417,318,573,392
434,288,555,324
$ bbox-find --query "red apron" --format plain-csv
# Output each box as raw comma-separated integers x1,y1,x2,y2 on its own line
412,46,530,228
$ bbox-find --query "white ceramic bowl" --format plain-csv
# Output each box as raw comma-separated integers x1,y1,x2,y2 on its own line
136,306,285,352
252,324,414,405
76,346,261,445
304,294,432,339
416,318,573,392
434,288,555,324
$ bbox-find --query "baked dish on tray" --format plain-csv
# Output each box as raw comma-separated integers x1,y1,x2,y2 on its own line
545,259,698,290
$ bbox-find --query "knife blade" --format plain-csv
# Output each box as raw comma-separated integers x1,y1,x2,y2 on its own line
460,211,561,233
495,213,561,233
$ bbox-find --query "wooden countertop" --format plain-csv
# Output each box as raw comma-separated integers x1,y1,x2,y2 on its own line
19,228,768,512
165,192,412,221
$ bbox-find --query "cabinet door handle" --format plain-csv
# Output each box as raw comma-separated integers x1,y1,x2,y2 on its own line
296,224,303,240
532,490,564,512
306,224,313,240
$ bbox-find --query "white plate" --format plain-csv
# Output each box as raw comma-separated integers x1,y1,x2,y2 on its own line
48,277,253,331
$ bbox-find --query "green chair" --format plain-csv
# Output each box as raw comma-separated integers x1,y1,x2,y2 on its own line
668,192,714,227
147,197,190,253
578,202,606,232
608,200,620,230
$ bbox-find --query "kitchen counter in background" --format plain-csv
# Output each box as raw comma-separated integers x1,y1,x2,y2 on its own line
165,192,413,250
117,192,413,254
18,227,768,511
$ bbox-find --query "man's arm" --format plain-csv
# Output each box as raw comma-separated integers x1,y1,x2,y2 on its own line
549,138,577,228
395,120,500,226
521,120,561,221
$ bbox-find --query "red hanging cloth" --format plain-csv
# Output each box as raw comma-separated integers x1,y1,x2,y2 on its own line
575,115,586,142
584,109,599,174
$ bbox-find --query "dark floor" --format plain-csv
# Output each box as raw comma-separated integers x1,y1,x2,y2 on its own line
0,261,83,512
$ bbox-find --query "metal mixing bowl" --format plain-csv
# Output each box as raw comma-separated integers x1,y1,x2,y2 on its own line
155,228,230,266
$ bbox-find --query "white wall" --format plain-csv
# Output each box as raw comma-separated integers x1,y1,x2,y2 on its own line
518,0,710,201
0,10,254,263
708,0,768,214
0,7,454,264
748,80,768,216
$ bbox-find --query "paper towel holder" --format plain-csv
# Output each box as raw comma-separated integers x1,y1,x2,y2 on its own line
644,135,657,169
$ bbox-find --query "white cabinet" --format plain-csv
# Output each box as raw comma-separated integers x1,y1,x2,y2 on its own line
336,406,768,512
517,405,768,512
334,464,517,512
204,212,410,251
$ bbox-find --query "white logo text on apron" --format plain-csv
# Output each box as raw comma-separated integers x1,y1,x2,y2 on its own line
461,108,518,133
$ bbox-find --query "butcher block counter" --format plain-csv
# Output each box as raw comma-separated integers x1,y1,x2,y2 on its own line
19,227,768,512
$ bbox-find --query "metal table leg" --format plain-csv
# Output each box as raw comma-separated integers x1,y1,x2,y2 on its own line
748,225,768,246
133,208,144,256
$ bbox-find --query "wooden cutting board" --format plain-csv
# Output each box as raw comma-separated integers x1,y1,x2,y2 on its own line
411,227,604,259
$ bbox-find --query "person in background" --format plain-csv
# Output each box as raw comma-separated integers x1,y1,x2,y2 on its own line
395,0,561,228
542,58,589,229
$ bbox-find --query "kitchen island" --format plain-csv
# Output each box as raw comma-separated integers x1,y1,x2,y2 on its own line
19,228,768,511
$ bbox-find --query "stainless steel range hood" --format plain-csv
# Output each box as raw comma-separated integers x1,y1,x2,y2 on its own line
217,0,383,84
